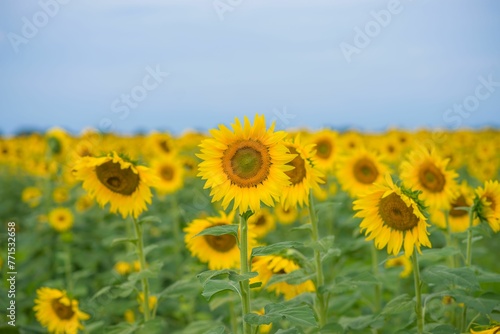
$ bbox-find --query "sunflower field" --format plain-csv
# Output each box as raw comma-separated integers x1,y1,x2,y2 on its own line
1,115,500,334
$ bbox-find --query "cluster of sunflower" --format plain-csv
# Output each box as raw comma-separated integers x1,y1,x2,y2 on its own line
0,118,499,333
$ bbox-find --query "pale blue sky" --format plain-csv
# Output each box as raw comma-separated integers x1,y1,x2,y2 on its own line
0,0,499,135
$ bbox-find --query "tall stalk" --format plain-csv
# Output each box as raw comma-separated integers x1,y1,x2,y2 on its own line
411,249,424,334
308,192,327,327
133,217,151,321
239,212,252,334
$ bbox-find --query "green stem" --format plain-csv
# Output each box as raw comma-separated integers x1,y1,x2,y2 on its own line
465,207,475,268
411,249,424,334
133,217,151,322
308,192,327,328
462,206,475,332
239,212,252,334
371,245,381,314
64,241,74,295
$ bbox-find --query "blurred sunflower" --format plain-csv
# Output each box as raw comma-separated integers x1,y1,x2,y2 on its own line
308,129,338,172
147,132,177,157
34,287,89,334
430,182,479,233
248,208,276,239
280,135,324,210
251,255,315,300
138,293,157,314
385,255,412,278
73,152,156,218
75,194,94,212
475,180,500,232
21,186,43,208
197,114,294,213
114,261,132,276
354,174,431,257
151,158,184,195
336,148,389,198
274,203,299,225
400,147,458,210
184,211,255,269
48,207,74,232
470,325,500,334
53,187,69,204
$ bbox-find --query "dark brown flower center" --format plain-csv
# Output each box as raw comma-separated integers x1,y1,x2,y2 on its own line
254,215,267,226
204,224,237,252
285,147,306,185
95,160,140,195
485,195,496,211
418,162,445,193
353,157,379,184
449,195,468,217
160,165,174,181
51,298,75,320
378,193,420,231
159,140,171,153
222,140,271,188
315,139,332,159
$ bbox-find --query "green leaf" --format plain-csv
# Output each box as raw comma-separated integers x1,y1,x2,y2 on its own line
244,301,317,328
423,324,459,334
158,278,201,300
308,235,335,253
381,294,415,315
202,326,226,334
110,237,137,247
128,269,158,282
106,323,139,334
476,269,500,283
419,247,461,263
422,266,480,291
450,291,500,314
252,241,304,257
275,329,300,334
195,224,239,239
201,279,241,300
338,315,377,330
138,215,162,224
197,269,257,285
250,282,262,289
327,271,380,294
181,321,226,334
291,223,312,232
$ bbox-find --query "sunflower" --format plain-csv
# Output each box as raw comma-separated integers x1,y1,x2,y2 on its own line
53,187,69,204
48,208,74,232
151,158,184,195
280,135,324,210
470,325,500,334
307,129,338,172
21,186,43,208
197,115,294,213
336,148,389,198
385,255,412,278
138,293,157,314
400,147,458,210
75,194,94,212
184,211,255,269
248,208,276,239
124,309,135,324
251,255,315,300
114,261,132,276
73,152,156,218
147,132,177,157
430,182,479,233
34,287,89,334
274,203,299,225
475,180,500,232
353,174,431,257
